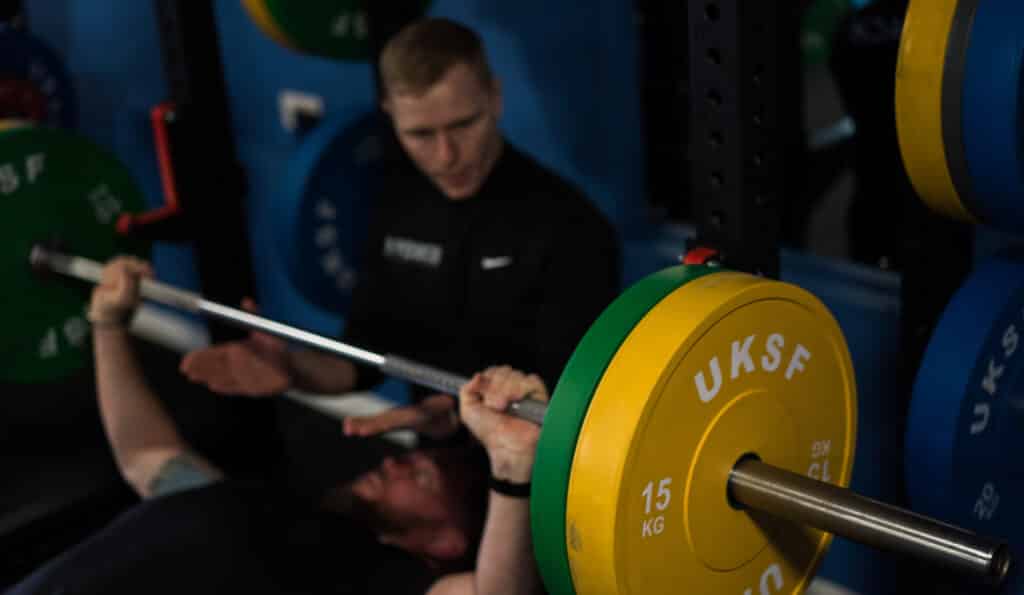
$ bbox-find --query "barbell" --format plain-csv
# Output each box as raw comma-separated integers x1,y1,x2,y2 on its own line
29,245,1011,595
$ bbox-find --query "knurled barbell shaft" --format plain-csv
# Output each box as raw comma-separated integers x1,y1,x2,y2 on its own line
34,247,1008,584
729,459,1009,586
30,247,547,424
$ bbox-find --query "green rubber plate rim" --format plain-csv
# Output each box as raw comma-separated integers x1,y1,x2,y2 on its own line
532,264,718,595
263,0,433,61
0,125,148,384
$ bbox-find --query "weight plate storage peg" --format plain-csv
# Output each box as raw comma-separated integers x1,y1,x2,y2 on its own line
564,272,856,595
895,0,972,222
0,26,76,128
906,257,1024,592
0,124,148,384
531,264,716,595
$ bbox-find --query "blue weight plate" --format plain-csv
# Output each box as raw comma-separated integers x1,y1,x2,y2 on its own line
0,26,76,128
280,110,388,313
906,258,1024,590
961,0,1024,231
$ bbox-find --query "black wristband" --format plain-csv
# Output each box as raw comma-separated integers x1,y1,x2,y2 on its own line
490,475,531,498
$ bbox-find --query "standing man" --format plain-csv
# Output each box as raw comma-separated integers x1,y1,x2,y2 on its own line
181,18,620,432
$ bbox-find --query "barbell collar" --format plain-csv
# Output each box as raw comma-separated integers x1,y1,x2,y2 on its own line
729,458,1010,586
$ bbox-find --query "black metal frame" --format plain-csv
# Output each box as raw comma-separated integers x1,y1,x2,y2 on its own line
688,1,800,278
637,0,691,221
153,0,253,343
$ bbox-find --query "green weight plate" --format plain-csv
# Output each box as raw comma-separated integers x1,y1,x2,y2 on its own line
566,273,857,595
532,264,717,595
262,1,433,61
0,125,148,384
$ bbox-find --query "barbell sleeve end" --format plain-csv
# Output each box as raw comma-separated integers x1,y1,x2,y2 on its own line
729,459,1011,587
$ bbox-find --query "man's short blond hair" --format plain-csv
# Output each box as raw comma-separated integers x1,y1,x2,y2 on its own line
379,18,494,98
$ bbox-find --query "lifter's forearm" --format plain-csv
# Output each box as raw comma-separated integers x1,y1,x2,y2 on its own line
472,492,541,595
427,492,539,595
286,348,360,395
470,450,542,595
93,327,187,487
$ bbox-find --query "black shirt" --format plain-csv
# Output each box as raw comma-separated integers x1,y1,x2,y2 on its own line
6,481,435,595
344,142,621,397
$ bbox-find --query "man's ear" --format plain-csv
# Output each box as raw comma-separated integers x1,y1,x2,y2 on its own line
380,96,393,114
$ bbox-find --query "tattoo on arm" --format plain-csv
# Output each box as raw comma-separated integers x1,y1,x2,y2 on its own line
145,451,223,498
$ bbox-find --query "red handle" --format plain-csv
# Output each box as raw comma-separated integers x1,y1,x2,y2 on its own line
682,246,720,265
116,102,182,234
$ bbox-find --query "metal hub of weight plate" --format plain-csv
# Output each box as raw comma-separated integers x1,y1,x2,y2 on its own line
906,257,1024,591
532,264,717,595
0,124,147,384
961,0,1024,231
280,110,389,314
241,0,432,61
0,27,76,128
895,0,972,222
564,272,857,595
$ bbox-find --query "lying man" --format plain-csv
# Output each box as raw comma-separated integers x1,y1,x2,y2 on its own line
7,257,545,595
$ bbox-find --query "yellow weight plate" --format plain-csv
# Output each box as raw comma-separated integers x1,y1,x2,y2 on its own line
565,272,857,595
895,0,974,222
240,0,296,50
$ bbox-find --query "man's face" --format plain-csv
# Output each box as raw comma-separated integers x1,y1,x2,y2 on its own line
349,450,454,530
383,63,503,200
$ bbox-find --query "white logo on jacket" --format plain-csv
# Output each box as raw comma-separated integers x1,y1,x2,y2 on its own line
383,236,443,267
481,256,513,270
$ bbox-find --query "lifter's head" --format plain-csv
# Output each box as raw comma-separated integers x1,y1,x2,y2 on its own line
325,446,488,569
